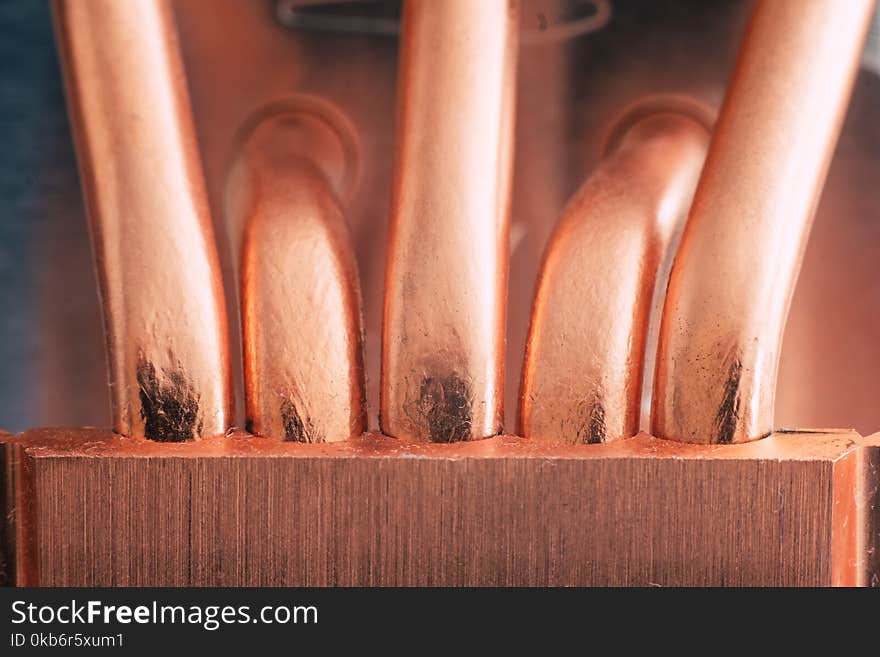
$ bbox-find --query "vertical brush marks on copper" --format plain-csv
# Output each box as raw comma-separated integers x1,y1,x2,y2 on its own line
135,352,202,442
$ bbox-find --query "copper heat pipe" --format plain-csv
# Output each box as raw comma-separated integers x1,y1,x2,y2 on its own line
652,0,875,444
381,0,519,441
519,96,712,444
52,0,232,441
232,98,366,442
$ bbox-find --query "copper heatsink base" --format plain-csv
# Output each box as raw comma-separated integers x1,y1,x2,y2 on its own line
2,428,878,586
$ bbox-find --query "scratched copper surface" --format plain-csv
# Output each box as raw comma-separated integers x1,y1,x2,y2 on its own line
2,426,875,586
381,0,517,441
520,96,712,444
652,0,875,444
233,98,367,443
3,0,879,437
52,0,233,441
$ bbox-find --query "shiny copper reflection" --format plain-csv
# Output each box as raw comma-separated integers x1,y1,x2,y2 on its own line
381,0,518,441
53,0,231,441
519,97,712,444
652,0,875,444
232,98,366,442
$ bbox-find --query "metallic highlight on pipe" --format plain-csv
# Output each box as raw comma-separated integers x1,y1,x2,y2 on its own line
232,98,366,442
519,97,712,444
52,0,232,441
381,0,519,442
652,0,875,444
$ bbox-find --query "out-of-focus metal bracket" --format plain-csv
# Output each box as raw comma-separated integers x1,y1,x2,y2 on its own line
275,0,612,44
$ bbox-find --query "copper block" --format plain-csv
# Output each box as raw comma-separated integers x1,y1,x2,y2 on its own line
2,427,878,586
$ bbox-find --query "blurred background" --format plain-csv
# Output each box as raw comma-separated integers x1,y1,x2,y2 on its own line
1,0,878,436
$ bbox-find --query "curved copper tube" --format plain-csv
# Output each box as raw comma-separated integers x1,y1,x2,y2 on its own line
519,97,712,444
52,0,231,441
232,98,366,442
381,0,518,442
652,0,875,444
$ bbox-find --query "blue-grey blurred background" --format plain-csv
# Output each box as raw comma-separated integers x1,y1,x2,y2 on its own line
0,1,107,432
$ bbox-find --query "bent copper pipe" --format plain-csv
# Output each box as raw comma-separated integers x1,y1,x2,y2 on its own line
53,0,232,441
652,0,875,444
381,0,518,441
519,97,713,444
231,98,366,442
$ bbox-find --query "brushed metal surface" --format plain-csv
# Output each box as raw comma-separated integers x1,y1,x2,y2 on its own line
4,426,875,586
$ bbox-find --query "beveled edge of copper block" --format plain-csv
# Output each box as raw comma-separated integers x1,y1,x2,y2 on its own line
857,431,880,586
2,425,863,461
2,426,876,586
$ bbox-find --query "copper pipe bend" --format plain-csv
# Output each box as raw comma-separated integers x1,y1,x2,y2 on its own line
651,0,875,444
231,96,366,442
53,0,232,441
519,95,713,444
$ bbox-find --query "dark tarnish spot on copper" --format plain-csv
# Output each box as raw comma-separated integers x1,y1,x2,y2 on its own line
279,397,320,443
136,352,202,442
407,374,474,443
586,397,607,445
573,393,607,445
714,357,743,445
